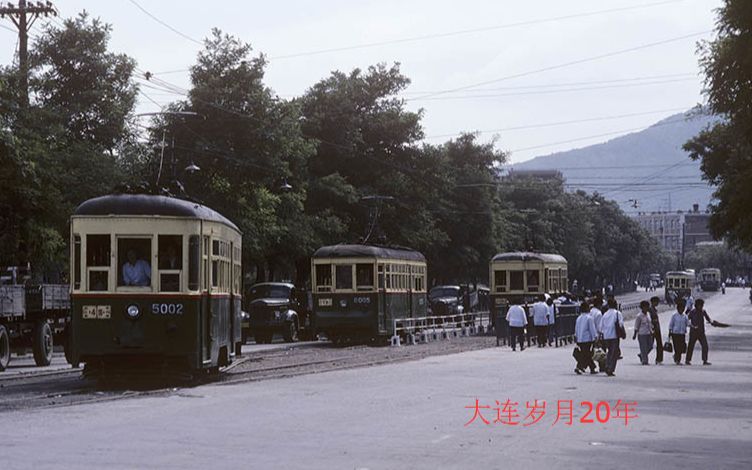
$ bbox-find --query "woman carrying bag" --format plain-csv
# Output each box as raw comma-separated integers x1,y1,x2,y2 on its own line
633,301,654,365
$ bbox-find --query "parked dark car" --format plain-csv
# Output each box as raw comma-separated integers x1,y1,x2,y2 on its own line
246,282,311,344
428,285,465,316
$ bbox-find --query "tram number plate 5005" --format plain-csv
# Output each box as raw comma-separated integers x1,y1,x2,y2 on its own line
353,296,371,304
151,303,184,315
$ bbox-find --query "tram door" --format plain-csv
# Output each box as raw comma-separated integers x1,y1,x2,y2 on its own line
378,265,386,332
229,241,236,353
202,235,211,362
407,266,414,317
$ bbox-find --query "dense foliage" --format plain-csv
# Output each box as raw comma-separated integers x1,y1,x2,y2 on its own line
1,16,671,290
684,0,752,251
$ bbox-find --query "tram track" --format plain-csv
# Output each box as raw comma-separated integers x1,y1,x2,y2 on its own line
0,336,499,412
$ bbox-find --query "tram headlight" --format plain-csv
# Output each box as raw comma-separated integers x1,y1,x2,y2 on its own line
126,304,141,319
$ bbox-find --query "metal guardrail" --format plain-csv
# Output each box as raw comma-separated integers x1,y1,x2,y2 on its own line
391,311,492,346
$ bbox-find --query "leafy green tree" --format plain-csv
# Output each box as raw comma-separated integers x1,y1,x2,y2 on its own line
684,0,752,251
150,29,316,282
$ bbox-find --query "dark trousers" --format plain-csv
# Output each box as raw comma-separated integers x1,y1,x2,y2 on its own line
604,338,620,374
686,330,708,363
670,333,686,363
548,323,556,345
535,324,548,346
653,325,663,363
510,326,525,351
576,341,596,371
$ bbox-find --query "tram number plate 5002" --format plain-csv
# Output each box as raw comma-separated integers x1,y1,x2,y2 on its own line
151,303,184,315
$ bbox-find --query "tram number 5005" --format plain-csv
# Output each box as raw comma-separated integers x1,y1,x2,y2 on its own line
152,303,184,315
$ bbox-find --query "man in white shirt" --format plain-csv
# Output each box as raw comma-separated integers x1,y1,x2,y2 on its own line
600,298,625,377
122,249,151,287
589,302,603,336
531,296,549,348
505,300,528,352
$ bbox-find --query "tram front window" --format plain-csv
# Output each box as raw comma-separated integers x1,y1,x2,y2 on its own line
158,235,182,292
316,264,332,292
86,235,110,291
510,271,524,291
336,265,353,290
118,238,152,287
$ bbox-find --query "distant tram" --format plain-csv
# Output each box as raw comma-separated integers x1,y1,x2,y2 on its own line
489,252,568,301
699,268,721,292
665,270,696,302
69,194,243,376
489,252,568,320
311,244,427,344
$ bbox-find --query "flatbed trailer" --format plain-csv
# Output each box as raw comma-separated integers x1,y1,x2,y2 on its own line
0,283,70,371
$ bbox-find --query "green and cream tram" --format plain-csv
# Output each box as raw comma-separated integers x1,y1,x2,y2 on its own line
311,245,427,343
665,270,696,302
489,252,568,320
698,268,721,292
69,194,243,375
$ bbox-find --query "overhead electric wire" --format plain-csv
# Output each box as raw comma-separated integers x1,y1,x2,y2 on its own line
403,72,698,94
142,0,693,75
408,30,712,101
270,0,691,60
508,115,693,154
424,106,691,139
126,0,203,46
410,77,698,102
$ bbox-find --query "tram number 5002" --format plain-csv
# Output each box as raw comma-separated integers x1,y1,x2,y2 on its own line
151,303,184,315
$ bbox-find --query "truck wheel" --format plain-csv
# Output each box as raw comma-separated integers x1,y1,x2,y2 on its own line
0,325,10,371
33,321,54,367
283,320,299,343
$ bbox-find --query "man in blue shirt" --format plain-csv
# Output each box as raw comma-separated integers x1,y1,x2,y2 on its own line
122,249,151,287
574,300,598,374
531,296,549,348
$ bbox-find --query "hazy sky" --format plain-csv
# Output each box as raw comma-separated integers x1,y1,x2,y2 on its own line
0,0,723,164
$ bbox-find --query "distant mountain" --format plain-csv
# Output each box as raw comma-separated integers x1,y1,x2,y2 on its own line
511,110,720,214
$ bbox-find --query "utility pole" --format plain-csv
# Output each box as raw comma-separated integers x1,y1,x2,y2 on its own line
0,1,57,107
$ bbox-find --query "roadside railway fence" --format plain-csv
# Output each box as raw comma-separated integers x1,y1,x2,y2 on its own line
390,311,493,346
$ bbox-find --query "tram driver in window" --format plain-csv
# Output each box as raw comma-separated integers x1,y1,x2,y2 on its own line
159,244,181,270
122,249,151,286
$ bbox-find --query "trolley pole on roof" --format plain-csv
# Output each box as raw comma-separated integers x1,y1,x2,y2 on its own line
361,195,394,245
0,1,58,108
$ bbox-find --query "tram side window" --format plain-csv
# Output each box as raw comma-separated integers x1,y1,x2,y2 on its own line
118,238,152,287
86,235,110,291
336,265,353,290
356,264,374,291
494,270,507,292
158,235,182,292
378,265,385,289
316,264,332,292
509,270,524,291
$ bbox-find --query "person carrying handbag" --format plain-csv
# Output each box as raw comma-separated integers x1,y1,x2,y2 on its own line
633,301,654,365
600,298,625,377
668,299,689,365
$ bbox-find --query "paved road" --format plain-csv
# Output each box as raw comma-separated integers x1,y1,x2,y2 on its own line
2,289,750,469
